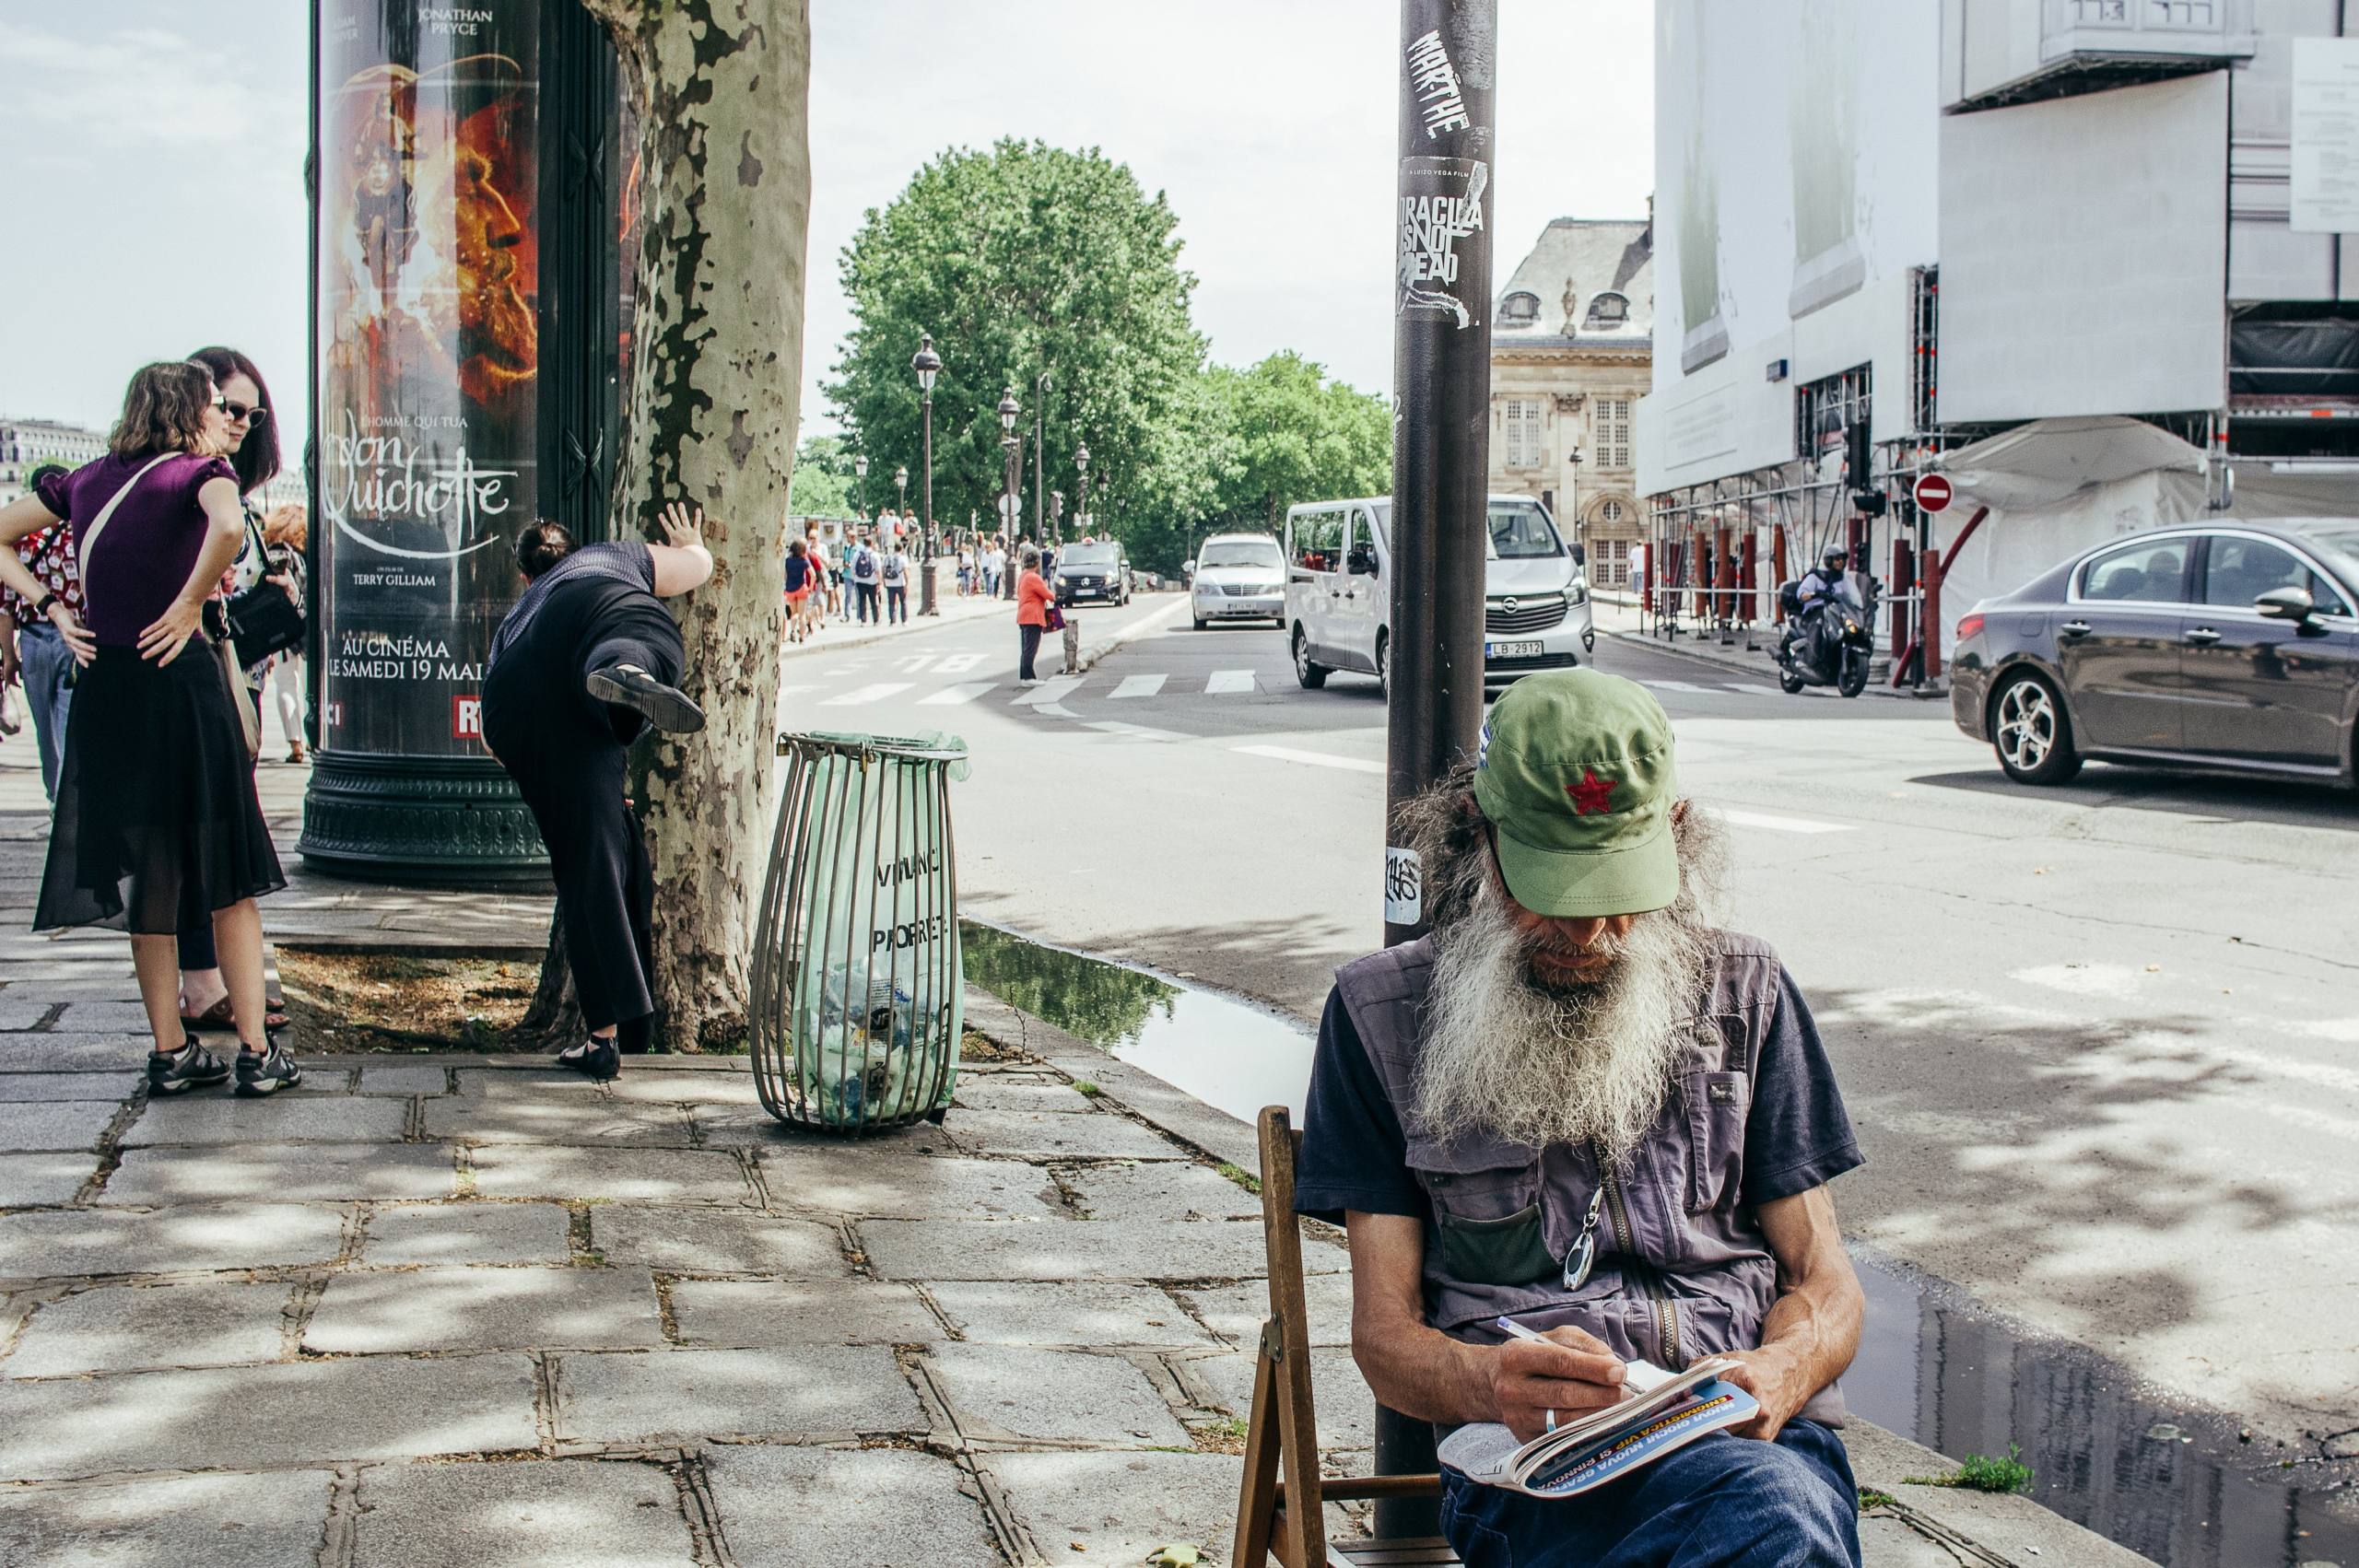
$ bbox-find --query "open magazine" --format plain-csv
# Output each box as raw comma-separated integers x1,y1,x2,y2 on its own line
1437,1354,1759,1498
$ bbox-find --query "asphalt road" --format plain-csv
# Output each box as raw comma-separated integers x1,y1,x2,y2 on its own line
778,591,2359,1453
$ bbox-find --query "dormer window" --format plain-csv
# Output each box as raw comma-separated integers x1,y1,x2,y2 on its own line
1585,291,1630,327
1501,290,1542,325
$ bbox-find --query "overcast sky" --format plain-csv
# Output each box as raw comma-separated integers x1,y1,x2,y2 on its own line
0,1,1652,444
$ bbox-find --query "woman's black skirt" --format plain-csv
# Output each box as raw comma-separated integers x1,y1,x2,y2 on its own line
34,644,285,934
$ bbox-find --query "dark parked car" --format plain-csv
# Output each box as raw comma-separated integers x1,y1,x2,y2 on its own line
1056,540,1133,607
1951,519,2359,788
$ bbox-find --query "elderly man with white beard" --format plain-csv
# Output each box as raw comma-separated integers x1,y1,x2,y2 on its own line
1297,669,1867,1568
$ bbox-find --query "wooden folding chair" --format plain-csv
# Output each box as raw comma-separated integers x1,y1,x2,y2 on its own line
1232,1106,1460,1568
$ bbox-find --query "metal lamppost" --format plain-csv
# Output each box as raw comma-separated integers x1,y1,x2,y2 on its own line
1034,371,1051,545
998,387,1022,601
1074,440,1091,541
853,452,868,516
912,332,943,614
893,464,908,521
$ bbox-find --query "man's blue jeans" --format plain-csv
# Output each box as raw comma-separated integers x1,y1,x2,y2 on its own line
17,620,75,802
1440,1421,1862,1568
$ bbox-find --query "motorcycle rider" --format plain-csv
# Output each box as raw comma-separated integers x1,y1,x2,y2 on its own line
1782,544,1850,669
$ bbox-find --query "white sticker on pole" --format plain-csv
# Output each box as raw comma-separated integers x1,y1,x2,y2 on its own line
1385,847,1424,926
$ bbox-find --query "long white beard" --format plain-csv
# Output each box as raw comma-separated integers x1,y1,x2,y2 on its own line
1411,880,1716,1165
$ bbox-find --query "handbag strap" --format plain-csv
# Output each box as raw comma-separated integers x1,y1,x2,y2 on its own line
76,453,177,582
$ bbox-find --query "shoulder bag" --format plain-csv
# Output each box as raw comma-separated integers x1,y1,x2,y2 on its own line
225,510,306,666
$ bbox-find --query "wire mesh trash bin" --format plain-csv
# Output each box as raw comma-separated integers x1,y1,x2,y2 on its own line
750,731,968,1133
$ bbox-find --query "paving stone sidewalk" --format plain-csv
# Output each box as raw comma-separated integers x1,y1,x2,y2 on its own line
0,747,2148,1566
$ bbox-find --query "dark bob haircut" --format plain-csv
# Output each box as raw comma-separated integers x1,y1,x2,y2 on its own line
515,519,576,580
186,345,283,497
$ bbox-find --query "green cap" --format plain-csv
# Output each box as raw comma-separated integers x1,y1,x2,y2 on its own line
1472,669,1679,919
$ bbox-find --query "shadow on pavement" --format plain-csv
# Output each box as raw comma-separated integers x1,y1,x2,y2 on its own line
1907,766,2359,833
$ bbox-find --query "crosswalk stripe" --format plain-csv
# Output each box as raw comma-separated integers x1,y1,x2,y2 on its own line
1642,679,1708,694
1109,673,1167,699
1011,677,1084,708
1719,807,1852,836
1206,670,1256,695
919,683,995,706
1085,720,1183,743
823,683,912,707
1233,743,1385,775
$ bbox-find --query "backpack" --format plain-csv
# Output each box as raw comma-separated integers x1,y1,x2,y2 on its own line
851,545,875,579
881,552,905,582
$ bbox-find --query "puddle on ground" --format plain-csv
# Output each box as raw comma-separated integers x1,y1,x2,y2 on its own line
958,919,1314,1123
958,921,2358,1567
1849,1254,2357,1568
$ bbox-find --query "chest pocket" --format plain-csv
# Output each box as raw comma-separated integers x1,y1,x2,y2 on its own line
1406,1131,1552,1288
1684,1066,1751,1213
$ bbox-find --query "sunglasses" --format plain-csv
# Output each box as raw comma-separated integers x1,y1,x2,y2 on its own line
217,399,268,426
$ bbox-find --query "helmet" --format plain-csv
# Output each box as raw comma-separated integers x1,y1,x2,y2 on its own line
1820,545,1848,570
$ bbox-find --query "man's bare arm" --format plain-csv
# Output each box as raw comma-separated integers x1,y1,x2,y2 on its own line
1346,1211,1628,1444
1715,1184,1862,1440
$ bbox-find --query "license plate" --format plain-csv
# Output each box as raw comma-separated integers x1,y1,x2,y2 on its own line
1487,640,1543,660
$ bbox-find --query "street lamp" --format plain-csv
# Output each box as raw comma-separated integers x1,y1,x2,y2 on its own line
1035,371,1051,545
1074,440,1090,541
911,331,943,614
998,387,1021,601
853,452,868,515
894,464,908,520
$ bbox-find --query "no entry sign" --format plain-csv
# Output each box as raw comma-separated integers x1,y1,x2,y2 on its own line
1913,473,1954,513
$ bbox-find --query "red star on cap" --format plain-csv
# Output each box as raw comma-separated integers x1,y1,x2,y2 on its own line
1566,767,1616,816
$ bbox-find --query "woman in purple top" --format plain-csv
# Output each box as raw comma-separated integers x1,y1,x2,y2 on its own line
0,361,295,1097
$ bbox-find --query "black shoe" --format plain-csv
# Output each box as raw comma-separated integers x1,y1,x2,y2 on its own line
148,1041,231,1094
557,1037,621,1081
235,1044,302,1096
586,665,705,734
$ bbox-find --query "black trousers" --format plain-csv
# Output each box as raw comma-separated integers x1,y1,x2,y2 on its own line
483,579,685,1041
854,581,880,622
1018,624,1042,681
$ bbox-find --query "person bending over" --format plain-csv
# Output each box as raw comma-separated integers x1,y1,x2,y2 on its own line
1297,669,1867,1568
482,505,712,1081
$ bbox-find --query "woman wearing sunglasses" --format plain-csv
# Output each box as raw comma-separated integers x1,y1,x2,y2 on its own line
0,360,294,1094
172,345,298,1040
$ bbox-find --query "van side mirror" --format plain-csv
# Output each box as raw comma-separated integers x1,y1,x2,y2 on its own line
2255,586,2318,625
1571,542,1588,567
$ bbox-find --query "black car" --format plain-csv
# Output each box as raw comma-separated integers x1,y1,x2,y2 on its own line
1056,541,1132,607
1951,519,2359,788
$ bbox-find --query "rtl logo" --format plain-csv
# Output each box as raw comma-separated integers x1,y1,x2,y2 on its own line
453,696,484,741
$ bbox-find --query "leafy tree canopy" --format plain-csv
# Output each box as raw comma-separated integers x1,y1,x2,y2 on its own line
1197,351,1391,544
827,139,1207,566
786,434,860,519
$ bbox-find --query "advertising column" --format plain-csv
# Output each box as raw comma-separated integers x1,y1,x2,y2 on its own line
300,0,547,879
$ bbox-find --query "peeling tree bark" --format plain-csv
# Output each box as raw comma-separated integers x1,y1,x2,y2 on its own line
578,0,810,1053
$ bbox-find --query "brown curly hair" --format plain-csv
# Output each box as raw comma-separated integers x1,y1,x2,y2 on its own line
109,361,215,461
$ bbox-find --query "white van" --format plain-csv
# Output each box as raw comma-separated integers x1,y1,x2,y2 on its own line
1282,495,1594,694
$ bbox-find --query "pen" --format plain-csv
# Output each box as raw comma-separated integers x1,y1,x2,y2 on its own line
1494,1315,1550,1344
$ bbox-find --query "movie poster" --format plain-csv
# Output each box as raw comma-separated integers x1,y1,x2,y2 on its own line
316,0,539,757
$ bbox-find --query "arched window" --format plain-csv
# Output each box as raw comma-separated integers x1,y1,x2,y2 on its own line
1585,291,1631,327
1595,498,1627,526
1501,290,1541,324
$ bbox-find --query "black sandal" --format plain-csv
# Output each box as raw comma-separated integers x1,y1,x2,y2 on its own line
555,1038,620,1082
180,996,289,1034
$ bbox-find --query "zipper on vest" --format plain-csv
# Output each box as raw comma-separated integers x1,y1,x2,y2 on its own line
1593,1140,1684,1371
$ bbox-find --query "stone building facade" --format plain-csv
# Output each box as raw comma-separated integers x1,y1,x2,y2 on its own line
1489,218,1654,589
0,418,107,507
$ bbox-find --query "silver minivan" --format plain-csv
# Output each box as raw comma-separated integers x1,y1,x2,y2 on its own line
1282,495,1594,695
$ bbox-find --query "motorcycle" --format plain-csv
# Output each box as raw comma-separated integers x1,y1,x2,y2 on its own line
1773,576,1876,698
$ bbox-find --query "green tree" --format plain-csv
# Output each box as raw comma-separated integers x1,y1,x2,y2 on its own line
827,139,1209,564
1198,352,1392,542
786,433,858,519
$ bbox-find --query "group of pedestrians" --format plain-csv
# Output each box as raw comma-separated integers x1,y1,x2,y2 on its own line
0,352,306,1097
784,510,928,643
956,536,1008,597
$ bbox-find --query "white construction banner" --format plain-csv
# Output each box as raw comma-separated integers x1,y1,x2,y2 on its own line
2292,38,2359,235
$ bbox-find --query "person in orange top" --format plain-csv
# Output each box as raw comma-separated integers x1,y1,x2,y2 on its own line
1014,544,1055,683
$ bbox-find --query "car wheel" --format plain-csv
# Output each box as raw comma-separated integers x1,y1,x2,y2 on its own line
1292,626,1329,690
1376,631,1390,703
1991,670,2083,785
1192,614,1206,631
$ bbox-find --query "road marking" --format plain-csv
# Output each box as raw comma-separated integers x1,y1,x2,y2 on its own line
891,653,935,673
1717,807,1852,835
934,652,984,673
1642,680,1708,694
1011,677,1084,708
1084,720,1183,743
1110,673,1168,699
919,682,995,706
1723,682,1781,696
822,683,912,707
1206,670,1257,695
1233,743,1385,775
